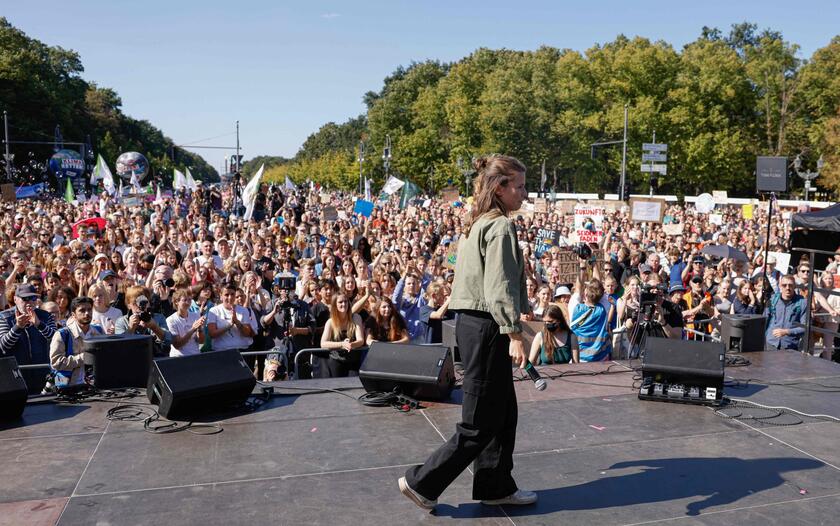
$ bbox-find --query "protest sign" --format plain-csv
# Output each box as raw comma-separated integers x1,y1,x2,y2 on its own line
353,199,374,217
556,200,576,215
587,199,620,212
322,206,338,222
574,205,604,243
534,228,559,257
742,204,754,219
1,184,15,202
712,190,728,204
768,251,791,274
629,197,666,223
662,223,684,236
320,194,331,204
554,248,605,284
709,214,723,225
534,198,548,213
441,186,459,203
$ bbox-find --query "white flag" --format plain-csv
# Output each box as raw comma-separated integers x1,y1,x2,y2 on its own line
155,185,163,204
117,180,123,201
242,164,265,220
364,177,371,201
92,154,116,195
382,175,405,195
285,175,297,192
185,167,198,192
173,168,187,190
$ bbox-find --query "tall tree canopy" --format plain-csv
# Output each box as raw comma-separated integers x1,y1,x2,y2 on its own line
265,24,840,198
0,18,218,185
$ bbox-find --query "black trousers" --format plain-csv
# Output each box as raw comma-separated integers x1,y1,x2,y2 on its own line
406,311,518,501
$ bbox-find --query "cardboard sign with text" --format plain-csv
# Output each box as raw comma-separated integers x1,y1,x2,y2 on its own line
629,197,666,223
554,248,605,284
662,223,684,236
742,204,754,219
440,186,460,203
574,205,604,243
322,206,338,222
555,200,576,215
712,190,728,204
534,198,548,213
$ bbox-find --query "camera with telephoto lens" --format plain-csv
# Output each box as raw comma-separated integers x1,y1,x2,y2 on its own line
640,284,667,307
572,242,592,260
136,296,152,323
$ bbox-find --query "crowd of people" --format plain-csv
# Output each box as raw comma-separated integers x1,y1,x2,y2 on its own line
0,168,834,394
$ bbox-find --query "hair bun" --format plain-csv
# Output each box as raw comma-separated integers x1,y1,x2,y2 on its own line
472,156,489,174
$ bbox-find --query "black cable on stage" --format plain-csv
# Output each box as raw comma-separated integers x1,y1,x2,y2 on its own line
712,398,840,427
258,382,420,412
106,404,223,435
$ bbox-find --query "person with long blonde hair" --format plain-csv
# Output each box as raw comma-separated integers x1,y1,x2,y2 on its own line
400,154,536,510
319,293,365,377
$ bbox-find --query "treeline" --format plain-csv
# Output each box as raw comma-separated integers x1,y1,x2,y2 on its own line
263,23,840,198
0,18,218,185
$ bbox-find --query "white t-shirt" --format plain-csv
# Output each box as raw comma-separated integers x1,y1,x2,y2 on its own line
208,304,257,351
166,311,201,357
92,307,123,331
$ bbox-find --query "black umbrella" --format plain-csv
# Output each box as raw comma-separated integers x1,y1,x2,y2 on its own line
701,244,749,262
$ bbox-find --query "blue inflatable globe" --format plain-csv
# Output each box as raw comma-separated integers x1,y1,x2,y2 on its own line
115,151,150,182
48,149,86,179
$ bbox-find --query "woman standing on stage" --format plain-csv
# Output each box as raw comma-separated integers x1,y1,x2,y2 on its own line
399,154,537,510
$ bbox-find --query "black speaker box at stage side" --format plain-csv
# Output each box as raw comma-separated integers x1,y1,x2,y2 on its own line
359,342,455,401
0,357,28,420
147,349,256,419
84,334,154,389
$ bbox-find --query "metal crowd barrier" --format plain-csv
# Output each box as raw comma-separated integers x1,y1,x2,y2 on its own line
792,247,840,359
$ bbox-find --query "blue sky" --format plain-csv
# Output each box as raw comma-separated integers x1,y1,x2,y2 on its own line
5,1,838,172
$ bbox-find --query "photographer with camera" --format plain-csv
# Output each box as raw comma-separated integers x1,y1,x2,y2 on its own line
115,286,172,357
262,277,315,380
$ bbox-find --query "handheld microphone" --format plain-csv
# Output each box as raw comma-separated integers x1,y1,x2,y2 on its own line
523,361,546,391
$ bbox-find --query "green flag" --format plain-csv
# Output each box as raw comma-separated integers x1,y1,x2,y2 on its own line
399,180,421,209
64,178,75,203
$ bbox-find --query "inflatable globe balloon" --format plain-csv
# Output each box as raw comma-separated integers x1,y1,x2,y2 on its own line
115,151,150,182
48,149,86,179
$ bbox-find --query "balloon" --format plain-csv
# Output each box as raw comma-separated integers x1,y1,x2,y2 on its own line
115,152,150,182
48,149,85,179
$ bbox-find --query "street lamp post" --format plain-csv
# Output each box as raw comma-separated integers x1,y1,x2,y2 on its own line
457,155,474,197
794,154,824,203
382,135,392,179
358,141,365,194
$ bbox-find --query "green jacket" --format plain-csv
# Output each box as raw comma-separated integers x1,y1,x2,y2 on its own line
449,213,530,334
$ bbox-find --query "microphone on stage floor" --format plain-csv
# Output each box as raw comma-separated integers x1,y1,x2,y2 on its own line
523,361,547,391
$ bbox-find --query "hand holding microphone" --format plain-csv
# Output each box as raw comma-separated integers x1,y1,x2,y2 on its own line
524,361,547,391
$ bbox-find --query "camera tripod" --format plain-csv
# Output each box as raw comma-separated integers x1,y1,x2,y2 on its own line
627,303,667,359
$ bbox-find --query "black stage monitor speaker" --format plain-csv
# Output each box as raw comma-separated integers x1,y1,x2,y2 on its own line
0,357,28,420
359,342,455,401
720,314,766,353
639,337,725,405
147,349,257,419
756,156,788,192
84,334,154,389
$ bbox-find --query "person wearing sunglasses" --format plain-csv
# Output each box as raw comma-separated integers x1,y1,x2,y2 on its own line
765,275,807,351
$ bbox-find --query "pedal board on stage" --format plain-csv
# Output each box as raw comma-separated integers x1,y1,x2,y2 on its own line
638,337,725,406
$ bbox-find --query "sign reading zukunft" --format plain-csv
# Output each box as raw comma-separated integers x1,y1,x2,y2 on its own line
641,142,668,175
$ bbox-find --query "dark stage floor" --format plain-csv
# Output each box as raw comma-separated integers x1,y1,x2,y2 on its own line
2,351,840,526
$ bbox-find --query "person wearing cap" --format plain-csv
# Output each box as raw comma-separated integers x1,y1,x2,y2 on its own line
683,275,714,340
681,255,706,287
752,254,781,294
552,285,572,326
661,283,689,339
0,283,57,393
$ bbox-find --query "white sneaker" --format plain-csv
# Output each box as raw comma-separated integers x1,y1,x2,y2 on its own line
398,477,437,511
481,489,538,506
